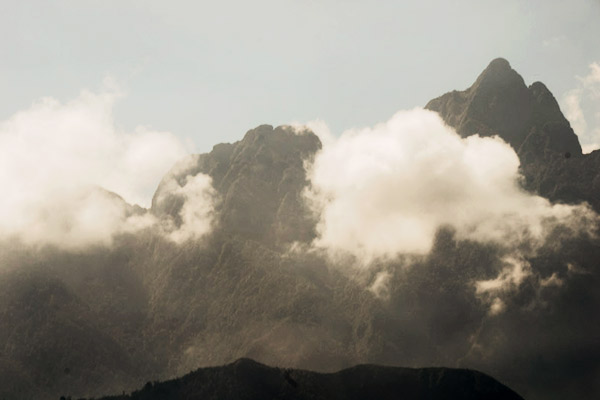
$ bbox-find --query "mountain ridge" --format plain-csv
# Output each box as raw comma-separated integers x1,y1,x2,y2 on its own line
90,358,524,400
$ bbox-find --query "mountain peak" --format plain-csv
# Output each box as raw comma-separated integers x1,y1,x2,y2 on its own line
426,58,582,158
151,123,321,246
529,80,550,93
472,57,526,93
484,57,512,72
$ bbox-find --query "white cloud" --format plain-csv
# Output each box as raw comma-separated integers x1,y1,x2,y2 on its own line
563,89,587,137
581,62,600,97
0,81,213,249
562,62,600,153
291,119,335,147
0,185,156,249
156,170,218,244
304,108,597,263
581,142,600,154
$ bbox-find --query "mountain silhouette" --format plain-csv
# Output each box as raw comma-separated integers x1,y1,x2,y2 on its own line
90,358,524,400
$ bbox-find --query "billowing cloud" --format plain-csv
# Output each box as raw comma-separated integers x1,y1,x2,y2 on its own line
0,81,215,249
562,61,600,153
304,108,597,263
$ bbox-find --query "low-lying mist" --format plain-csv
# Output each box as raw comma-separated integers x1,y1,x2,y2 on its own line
0,82,217,249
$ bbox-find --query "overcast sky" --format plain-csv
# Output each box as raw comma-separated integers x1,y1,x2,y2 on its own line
1,0,599,154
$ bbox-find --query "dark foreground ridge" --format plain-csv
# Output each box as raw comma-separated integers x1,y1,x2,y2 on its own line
92,358,524,400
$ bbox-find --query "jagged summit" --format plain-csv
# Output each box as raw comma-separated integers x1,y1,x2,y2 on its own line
486,57,511,69
474,57,526,89
426,58,582,158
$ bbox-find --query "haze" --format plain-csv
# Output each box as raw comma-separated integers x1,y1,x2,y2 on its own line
1,0,599,154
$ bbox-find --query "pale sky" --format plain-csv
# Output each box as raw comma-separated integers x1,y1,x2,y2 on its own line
1,0,599,154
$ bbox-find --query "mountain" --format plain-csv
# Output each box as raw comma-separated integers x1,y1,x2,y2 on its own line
426,58,582,157
426,57,600,210
151,124,321,247
1,59,599,400
92,358,524,400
